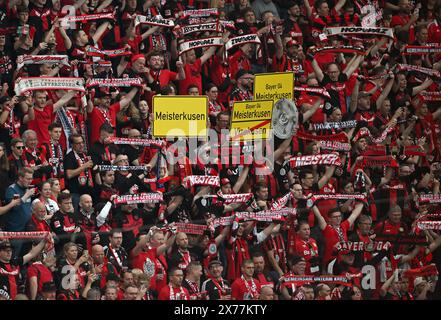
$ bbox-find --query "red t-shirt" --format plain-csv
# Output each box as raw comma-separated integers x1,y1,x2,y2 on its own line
322,220,351,265
231,277,261,300
149,69,178,89
129,247,167,292
158,285,190,300
289,236,319,274
27,262,53,295
88,102,121,145
428,21,441,43
28,104,54,146
179,58,202,95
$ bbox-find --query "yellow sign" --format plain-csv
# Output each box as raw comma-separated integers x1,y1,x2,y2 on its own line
253,72,294,102
230,100,273,141
153,96,208,137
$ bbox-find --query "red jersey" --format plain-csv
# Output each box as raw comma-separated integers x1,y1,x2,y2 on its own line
289,236,319,274
28,104,54,146
158,284,190,300
27,261,53,296
231,276,261,300
179,58,202,95
428,20,441,43
130,247,167,292
88,102,121,144
322,220,351,265
148,69,178,89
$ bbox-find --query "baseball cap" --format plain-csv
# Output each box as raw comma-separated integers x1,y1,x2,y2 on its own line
208,260,222,268
0,240,12,250
131,53,146,64
235,69,254,81
221,178,231,186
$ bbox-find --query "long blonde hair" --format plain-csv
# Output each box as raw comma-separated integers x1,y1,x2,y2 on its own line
117,101,141,123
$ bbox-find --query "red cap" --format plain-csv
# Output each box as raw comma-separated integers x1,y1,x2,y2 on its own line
221,178,230,186
131,54,145,63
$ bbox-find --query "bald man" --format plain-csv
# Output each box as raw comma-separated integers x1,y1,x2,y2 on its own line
90,244,117,288
75,194,113,246
122,129,143,165
167,232,192,271
259,286,275,300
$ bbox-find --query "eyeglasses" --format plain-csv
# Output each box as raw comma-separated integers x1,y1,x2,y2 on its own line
15,146,25,149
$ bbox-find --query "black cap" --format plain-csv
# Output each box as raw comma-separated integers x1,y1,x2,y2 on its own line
208,260,222,268
42,281,57,293
0,240,12,250
235,69,254,81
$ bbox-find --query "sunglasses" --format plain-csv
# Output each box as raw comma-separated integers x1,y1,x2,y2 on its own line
15,146,25,149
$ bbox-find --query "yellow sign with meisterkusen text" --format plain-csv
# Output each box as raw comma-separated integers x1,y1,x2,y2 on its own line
153,96,208,137
230,100,273,141
253,72,294,102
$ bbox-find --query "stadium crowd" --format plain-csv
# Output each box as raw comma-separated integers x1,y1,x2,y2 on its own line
0,0,441,301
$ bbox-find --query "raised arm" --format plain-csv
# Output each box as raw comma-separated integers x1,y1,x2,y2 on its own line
302,98,323,123
53,91,76,112
311,58,325,82
200,46,217,65
96,0,113,12
92,21,111,44
346,202,364,227
334,0,347,14
303,0,313,19
376,75,395,110
312,205,327,231
344,55,363,78
156,230,177,256
412,78,433,96
23,237,48,265
233,165,250,194
119,87,139,109
349,78,360,114
317,165,336,189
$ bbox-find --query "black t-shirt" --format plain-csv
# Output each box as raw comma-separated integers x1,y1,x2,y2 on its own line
90,141,119,166
320,73,349,110
63,151,93,195
114,172,150,194
122,145,143,165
